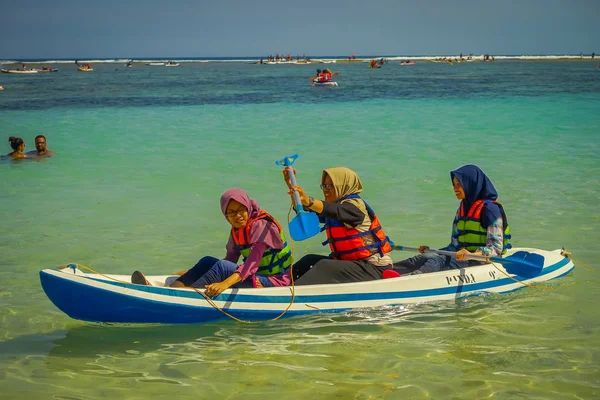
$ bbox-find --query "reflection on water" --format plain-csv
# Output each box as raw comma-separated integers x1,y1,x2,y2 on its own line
1,286,598,398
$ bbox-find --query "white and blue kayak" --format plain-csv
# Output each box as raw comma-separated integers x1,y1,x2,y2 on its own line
39,248,573,325
312,81,338,87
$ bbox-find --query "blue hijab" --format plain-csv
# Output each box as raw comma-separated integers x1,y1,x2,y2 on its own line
451,164,503,228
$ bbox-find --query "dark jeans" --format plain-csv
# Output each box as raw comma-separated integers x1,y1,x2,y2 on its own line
176,256,272,288
292,253,390,285
393,252,478,275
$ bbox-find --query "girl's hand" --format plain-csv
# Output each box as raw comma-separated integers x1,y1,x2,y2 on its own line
290,186,311,206
282,167,297,190
205,281,231,297
418,246,430,254
455,248,471,260
204,273,242,297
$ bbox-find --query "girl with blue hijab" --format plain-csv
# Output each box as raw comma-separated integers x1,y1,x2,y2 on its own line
394,164,511,274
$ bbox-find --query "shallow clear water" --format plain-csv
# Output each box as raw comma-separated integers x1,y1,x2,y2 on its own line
1,60,599,399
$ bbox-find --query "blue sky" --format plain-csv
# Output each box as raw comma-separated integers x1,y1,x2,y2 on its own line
1,0,597,59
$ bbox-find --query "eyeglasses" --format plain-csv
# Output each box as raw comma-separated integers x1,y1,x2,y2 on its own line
226,209,247,218
320,183,334,190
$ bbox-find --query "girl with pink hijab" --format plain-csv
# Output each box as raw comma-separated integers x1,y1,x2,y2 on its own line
131,188,292,297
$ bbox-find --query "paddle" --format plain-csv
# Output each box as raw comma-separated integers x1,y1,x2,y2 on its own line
275,154,321,241
392,245,544,278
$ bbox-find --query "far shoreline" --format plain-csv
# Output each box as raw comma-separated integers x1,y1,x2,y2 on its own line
1,54,598,65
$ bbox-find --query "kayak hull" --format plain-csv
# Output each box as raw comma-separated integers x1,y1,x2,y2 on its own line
1,69,38,74
39,248,574,324
313,81,338,87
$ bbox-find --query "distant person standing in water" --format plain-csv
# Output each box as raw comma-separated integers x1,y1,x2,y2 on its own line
7,136,27,159
26,135,55,157
592,52,595,59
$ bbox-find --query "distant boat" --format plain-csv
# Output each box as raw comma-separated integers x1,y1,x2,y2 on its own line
400,61,416,66
76,61,93,71
37,67,59,73
1,68,38,74
165,61,180,67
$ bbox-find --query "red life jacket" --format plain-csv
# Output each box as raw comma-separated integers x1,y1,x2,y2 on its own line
459,199,485,219
457,199,508,221
322,195,392,261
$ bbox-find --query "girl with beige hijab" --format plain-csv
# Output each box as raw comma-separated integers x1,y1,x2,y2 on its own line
283,166,394,285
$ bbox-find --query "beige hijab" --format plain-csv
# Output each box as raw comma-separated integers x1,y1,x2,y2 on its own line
322,167,369,221
322,167,363,200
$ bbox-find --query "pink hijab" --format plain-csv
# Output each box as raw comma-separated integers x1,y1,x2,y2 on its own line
220,188,261,219
220,188,284,249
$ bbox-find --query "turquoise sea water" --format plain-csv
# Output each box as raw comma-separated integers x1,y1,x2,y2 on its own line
1,60,599,399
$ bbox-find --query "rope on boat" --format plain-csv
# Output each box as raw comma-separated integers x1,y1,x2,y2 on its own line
486,246,593,290
472,247,584,292
59,260,296,324
561,248,594,271
190,203,298,324
58,263,131,284
58,205,300,325
487,260,553,291
569,259,595,271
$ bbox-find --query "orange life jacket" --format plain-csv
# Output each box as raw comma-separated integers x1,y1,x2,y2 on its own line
231,210,292,276
322,194,392,261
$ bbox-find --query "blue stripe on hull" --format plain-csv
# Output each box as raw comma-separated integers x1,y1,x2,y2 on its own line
40,271,314,323
82,257,571,303
39,258,573,324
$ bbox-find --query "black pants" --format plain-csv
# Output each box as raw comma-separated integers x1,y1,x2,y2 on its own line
393,253,480,275
292,254,390,285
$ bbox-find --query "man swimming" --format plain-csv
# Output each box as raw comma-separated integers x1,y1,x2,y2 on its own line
27,135,55,157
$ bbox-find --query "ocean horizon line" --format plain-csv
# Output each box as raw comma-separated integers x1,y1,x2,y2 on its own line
1,53,597,65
